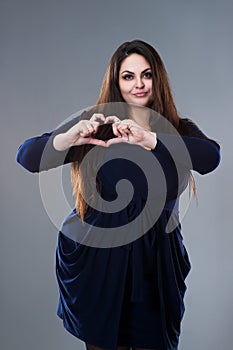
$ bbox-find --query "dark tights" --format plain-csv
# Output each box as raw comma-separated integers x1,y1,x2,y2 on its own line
85,343,158,350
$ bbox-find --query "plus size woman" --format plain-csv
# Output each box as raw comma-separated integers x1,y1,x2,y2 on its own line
16,40,221,350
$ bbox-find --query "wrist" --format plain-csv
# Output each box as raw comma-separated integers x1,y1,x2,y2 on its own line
143,131,157,150
53,133,71,151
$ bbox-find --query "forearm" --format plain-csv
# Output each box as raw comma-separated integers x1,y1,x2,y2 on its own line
152,133,221,175
16,114,83,173
53,132,74,151
16,132,78,172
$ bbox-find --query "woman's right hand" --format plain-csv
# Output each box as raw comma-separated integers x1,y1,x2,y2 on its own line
53,114,107,151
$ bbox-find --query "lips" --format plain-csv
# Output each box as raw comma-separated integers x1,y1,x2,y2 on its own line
133,92,148,97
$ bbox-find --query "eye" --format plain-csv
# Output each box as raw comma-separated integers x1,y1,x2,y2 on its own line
143,71,152,79
122,74,134,80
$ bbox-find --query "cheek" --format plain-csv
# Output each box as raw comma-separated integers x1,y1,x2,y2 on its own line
119,82,126,95
147,80,153,90
119,81,133,95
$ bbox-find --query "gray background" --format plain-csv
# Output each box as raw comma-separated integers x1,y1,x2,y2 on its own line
1,0,232,349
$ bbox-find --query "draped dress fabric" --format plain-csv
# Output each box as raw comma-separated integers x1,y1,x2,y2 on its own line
16,114,221,350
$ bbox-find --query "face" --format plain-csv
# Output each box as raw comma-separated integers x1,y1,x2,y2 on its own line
118,53,153,107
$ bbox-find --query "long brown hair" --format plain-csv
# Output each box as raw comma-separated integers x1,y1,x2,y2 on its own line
96,40,179,128
71,40,199,221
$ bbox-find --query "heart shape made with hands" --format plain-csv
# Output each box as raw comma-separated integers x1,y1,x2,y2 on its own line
80,117,152,149
90,122,136,148
91,123,117,142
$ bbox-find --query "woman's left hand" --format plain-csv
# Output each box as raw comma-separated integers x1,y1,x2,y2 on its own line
106,119,157,150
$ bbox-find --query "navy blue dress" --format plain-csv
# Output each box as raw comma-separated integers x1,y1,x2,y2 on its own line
16,114,220,350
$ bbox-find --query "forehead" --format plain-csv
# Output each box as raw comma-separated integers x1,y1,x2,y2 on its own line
119,53,150,72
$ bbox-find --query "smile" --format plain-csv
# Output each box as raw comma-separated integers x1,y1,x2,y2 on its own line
133,92,148,97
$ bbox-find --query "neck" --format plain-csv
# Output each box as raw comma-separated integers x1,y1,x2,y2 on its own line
129,105,151,130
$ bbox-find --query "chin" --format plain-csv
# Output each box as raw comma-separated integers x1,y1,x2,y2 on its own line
131,99,150,107
138,101,151,108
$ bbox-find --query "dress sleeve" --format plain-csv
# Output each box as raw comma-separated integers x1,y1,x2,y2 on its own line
152,120,221,175
16,113,84,173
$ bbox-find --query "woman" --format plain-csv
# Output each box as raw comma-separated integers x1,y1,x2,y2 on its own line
16,40,221,350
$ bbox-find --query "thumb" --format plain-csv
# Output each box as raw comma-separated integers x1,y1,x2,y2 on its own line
106,136,128,146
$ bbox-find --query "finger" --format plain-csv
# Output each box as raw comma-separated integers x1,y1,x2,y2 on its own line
104,115,121,124
120,119,133,125
112,123,122,137
90,121,101,134
116,124,132,137
83,121,98,134
121,119,141,129
75,137,107,147
90,113,105,123
79,128,93,137
88,138,108,147
106,136,128,146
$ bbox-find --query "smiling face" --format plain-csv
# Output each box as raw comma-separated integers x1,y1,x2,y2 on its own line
118,53,153,107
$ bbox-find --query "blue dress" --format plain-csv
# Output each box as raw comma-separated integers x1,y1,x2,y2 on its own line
16,114,220,350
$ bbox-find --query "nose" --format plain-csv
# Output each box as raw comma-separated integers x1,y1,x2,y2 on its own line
135,76,145,89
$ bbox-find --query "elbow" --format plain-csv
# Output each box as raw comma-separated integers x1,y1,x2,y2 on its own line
16,146,39,173
210,146,221,172
197,143,221,175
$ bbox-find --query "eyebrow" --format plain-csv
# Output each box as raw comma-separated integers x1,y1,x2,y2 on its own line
120,68,151,75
